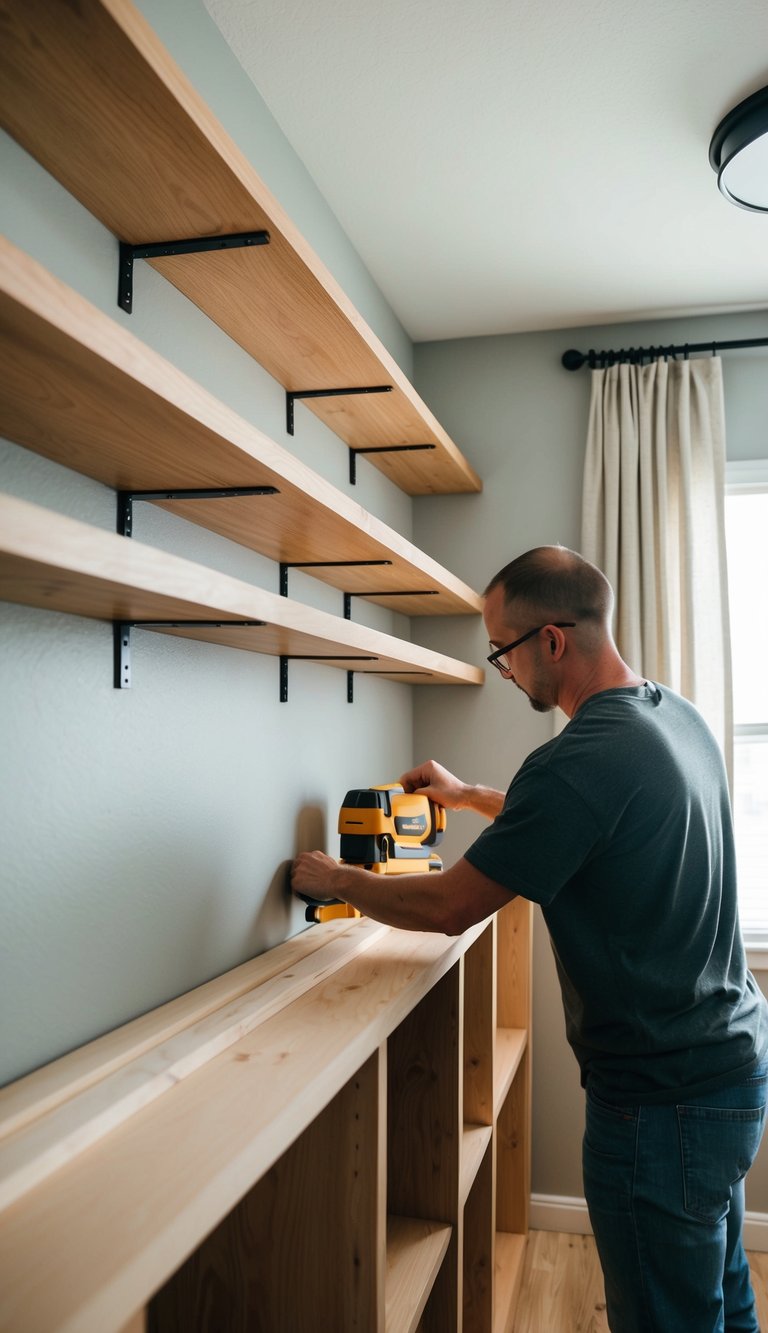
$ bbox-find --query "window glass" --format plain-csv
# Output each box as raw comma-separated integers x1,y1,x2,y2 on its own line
725,474,768,940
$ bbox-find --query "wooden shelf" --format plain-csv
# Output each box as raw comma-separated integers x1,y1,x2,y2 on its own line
386,1215,452,1333
493,1028,528,1117
493,1232,528,1333
0,493,485,687
0,0,482,497
0,239,482,618
461,1124,494,1206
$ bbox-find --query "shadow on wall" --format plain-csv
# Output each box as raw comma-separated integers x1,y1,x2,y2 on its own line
245,804,329,951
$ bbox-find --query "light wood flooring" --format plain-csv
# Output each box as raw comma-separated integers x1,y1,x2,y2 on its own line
512,1231,768,1332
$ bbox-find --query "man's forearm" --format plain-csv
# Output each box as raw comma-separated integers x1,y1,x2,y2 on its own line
312,856,514,936
460,784,505,819
325,863,458,932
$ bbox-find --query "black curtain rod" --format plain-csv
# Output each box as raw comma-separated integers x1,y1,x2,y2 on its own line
561,335,768,371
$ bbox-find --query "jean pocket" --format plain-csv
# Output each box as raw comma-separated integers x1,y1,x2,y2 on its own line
677,1102,766,1224
583,1092,638,1216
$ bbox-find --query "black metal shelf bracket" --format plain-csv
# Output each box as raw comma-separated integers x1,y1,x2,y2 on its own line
279,654,379,704
117,486,279,538
285,385,392,437
279,559,391,599
114,620,266,689
348,442,436,485
118,231,270,314
278,559,391,703
343,589,438,619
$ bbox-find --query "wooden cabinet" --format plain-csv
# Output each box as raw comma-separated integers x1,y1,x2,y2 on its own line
0,904,532,1332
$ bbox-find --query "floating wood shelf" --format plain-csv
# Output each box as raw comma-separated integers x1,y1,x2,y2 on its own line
0,0,482,497
0,239,482,619
0,494,484,687
0,901,532,1333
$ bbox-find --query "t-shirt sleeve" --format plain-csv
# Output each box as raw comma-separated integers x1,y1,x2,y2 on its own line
464,762,603,907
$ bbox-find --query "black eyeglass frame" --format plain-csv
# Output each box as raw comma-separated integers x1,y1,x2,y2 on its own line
487,622,576,673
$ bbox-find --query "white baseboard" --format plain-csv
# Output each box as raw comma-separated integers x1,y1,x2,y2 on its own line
530,1194,592,1235
530,1194,768,1253
744,1213,768,1253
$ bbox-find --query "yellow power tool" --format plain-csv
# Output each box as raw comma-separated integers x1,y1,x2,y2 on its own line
302,784,446,924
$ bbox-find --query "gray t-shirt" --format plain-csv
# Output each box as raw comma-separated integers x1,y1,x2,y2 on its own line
465,683,768,1103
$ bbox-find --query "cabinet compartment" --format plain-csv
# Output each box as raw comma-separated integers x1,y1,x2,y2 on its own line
148,1050,386,1332
388,965,462,1331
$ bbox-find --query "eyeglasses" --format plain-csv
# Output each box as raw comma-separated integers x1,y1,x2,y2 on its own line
487,623,576,673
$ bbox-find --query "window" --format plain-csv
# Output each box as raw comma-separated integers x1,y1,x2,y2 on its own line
725,460,768,947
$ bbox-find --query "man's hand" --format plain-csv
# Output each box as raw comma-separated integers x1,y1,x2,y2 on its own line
400,759,505,822
291,850,340,903
399,759,469,809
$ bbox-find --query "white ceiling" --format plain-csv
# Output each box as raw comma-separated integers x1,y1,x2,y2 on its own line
204,0,768,342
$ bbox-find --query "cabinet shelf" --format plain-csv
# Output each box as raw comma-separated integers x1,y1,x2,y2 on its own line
0,493,484,687
493,1027,528,1118
493,1232,528,1333
386,1215,453,1333
0,239,482,619
461,1123,494,1206
0,0,481,496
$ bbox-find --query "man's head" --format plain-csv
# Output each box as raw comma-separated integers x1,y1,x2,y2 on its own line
483,546,615,712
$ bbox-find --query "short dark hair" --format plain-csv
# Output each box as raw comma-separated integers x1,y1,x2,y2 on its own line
484,546,613,626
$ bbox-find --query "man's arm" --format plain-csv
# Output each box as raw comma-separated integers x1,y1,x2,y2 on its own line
290,852,514,935
399,759,505,821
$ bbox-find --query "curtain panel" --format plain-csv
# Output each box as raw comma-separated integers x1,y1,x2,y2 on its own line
581,356,732,768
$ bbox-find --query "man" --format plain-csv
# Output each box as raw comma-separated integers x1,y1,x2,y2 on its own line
292,545,768,1332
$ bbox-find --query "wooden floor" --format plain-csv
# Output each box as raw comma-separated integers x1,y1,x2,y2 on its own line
512,1231,768,1332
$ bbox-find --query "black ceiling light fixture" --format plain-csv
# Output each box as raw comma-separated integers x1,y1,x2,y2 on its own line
709,85,768,212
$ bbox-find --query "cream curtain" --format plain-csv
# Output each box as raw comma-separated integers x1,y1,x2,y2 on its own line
581,355,732,765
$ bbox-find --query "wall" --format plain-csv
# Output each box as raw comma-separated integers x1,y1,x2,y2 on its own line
412,309,768,1211
0,0,421,1087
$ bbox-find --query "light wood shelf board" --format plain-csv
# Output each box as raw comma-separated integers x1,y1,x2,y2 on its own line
386,1215,452,1333
493,1028,528,1118
0,923,485,1333
461,1124,494,1207
0,916,380,1142
496,898,532,1030
0,921,391,1211
0,239,482,616
0,494,485,686
493,1232,528,1333
0,0,481,496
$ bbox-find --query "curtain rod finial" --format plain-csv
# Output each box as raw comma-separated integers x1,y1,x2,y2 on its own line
562,349,587,371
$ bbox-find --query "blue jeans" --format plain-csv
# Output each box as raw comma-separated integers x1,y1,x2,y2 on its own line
583,1063,768,1332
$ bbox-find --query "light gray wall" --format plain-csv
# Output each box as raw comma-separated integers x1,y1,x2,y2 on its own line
0,0,421,1087
412,310,768,1211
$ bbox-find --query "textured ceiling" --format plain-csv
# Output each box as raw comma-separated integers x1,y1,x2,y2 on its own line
205,0,768,341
